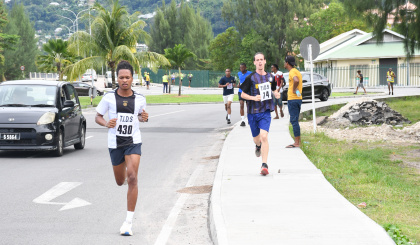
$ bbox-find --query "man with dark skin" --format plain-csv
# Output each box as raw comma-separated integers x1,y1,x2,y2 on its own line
284,56,302,148
238,63,252,126
95,60,149,236
219,68,236,124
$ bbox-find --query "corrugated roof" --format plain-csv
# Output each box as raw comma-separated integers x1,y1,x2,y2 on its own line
314,30,420,62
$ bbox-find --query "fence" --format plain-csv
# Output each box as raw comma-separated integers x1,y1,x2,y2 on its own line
29,72,58,80
142,68,227,88
307,64,420,88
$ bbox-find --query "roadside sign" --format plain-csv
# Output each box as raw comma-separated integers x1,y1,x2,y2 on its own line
20,66,25,71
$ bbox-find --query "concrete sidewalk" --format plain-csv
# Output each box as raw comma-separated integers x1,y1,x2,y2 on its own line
210,110,395,245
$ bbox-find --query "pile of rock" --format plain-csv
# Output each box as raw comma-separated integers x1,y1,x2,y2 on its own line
342,100,411,126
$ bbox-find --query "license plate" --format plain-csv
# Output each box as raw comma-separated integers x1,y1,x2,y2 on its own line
0,133,20,140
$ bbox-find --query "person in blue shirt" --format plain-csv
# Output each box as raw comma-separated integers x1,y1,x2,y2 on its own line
237,63,252,126
218,68,236,124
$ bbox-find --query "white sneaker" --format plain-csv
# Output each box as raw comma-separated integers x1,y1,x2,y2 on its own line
120,221,133,236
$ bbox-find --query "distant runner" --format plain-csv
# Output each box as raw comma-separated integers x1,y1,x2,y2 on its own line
387,68,396,95
219,68,236,124
95,60,149,236
188,72,193,88
239,53,280,175
354,70,366,95
238,63,252,126
271,64,285,118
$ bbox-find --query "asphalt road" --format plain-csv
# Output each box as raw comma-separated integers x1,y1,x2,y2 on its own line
0,103,237,245
1,87,419,245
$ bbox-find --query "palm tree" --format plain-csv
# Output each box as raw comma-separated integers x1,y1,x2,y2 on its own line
164,44,195,96
66,0,169,89
36,39,73,81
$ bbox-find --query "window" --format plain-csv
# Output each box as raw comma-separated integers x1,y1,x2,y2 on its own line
64,85,77,104
302,74,310,83
0,85,56,106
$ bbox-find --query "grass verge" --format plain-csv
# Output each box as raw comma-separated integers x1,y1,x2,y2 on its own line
385,96,420,124
296,128,420,244
79,96,103,108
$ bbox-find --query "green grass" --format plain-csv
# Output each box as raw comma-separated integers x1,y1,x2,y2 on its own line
79,96,103,108
145,94,239,104
296,129,420,243
385,96,420,124
331,92,381,97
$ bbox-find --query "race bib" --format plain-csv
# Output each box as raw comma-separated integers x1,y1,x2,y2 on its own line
116,113,134,137
227,83,233,89
258,82,272,101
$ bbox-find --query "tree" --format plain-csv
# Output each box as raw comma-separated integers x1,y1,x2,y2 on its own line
209,27,241,71
342,0,420,57
36,39,74,80
222,0,324,65
2,3,37,80
67,0,169,89
150,0,213,70
164,44,195,96
0,1,19,81
298,0,370,43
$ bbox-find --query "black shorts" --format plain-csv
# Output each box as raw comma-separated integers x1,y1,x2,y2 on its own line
238,92,245,101
108,143,142,166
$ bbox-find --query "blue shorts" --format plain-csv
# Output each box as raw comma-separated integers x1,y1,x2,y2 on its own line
238,92,245,101
108,143,142,166
247,110,271,137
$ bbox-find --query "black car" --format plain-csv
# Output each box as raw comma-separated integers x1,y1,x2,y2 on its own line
72,82,103,96
282,72,332,101
0,80,86,156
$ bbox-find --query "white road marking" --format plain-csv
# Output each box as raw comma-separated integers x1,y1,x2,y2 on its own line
154,165,205,245
149,110,185,118
33,182,91,211
85,136,93,139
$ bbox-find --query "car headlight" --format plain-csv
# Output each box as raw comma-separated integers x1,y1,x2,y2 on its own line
37,112,55,125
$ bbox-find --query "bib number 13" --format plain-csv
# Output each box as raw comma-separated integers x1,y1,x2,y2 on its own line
116,113,134,137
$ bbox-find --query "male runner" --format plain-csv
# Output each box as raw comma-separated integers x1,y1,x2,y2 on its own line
219,68,236,124
95,60,149,236
271,64,285,118
240,53,280,175
238,63,252,126
354,70,366,95
387,68,396,95
188,72,193,87
284,56,302,148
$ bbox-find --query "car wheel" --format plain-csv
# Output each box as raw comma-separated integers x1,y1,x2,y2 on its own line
96,90,101,96
53,130,64,157
74,125,85,150
319,88,329,101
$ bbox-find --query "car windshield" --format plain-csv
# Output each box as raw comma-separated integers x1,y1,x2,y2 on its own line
0,84,56,107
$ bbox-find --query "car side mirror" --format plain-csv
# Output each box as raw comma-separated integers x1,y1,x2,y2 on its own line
63,100,75,108
303,80,308,83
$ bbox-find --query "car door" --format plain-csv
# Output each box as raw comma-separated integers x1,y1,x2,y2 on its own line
59,86,73,142
63,85,81,141
78,83,90,96
313,74,324,97
302,74,311,98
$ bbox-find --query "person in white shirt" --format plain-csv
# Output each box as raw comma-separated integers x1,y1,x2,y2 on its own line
271,64,285,118
95,60,149,236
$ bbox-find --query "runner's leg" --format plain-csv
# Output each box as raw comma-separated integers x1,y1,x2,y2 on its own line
113,162,127,186
260,129,269,163
125,154,140,212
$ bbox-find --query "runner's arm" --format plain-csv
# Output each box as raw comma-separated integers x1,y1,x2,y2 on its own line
292,76,299,95
239,76,260,101
95,113,117,128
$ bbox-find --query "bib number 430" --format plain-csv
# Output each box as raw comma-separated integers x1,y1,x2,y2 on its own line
116,113,134,137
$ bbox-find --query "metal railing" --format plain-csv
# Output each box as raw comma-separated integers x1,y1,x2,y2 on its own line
306,64,420,88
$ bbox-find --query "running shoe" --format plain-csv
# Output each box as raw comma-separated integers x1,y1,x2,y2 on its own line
261,163,269,176
227,119,231,124
255,144,261,157
240,121,246,127
120,221,133,236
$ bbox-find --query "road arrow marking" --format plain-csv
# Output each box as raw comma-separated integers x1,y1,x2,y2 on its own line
33,182,91,211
